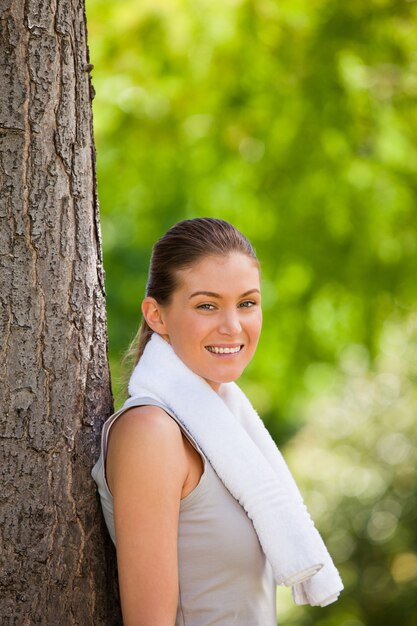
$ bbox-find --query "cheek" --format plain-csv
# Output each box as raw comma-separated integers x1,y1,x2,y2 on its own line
173,313,209,346
249,311,262,335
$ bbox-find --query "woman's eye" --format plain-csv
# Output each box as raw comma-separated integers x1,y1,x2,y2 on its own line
197,303,216,310
239,300,257,308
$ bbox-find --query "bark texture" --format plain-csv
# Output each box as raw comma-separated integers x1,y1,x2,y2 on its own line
0,1,121,623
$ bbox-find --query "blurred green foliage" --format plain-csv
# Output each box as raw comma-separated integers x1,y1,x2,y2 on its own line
282,315,417,625
85,0,417,623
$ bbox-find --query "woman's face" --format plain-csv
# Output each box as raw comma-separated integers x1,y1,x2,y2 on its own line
152,253,262,391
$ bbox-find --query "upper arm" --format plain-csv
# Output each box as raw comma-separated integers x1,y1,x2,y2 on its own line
106,406,188,626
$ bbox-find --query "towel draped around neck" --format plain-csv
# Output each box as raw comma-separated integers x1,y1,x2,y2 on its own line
128,332,343,607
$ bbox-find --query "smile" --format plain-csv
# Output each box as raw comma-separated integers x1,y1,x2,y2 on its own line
205,345,243,354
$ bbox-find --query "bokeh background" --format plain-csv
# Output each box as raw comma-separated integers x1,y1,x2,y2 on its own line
85,0,417,623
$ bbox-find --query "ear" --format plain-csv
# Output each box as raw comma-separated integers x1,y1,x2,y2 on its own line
141,297,168,335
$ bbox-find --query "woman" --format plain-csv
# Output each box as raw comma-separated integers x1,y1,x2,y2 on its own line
92,218,343,626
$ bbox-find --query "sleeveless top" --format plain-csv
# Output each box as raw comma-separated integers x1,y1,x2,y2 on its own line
91,397,277,626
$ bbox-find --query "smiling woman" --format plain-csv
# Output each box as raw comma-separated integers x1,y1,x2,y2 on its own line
142,252,262,390
91,217,343,626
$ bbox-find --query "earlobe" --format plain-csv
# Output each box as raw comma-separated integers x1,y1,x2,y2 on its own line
141,297,167,334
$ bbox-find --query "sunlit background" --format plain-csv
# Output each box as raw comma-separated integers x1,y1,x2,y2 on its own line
85,0,417,623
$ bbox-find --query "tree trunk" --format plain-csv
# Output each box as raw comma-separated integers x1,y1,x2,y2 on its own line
0,1,122,624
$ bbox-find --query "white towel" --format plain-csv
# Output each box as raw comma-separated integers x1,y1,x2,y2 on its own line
128,332,343,607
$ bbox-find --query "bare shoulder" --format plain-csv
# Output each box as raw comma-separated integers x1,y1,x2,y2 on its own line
109,404,183,446
106,405,187,494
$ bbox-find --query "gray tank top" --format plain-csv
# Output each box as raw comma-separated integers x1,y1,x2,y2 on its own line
92,397,277,626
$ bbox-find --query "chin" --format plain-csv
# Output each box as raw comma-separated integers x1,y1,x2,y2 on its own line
201,366,246,388
216,370,244,385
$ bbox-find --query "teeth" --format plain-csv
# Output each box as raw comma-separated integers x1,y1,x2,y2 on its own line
206,346,241,354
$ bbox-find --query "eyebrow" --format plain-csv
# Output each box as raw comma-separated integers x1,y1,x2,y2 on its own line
189,289,261,299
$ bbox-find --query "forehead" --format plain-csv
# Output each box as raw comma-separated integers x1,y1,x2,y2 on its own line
175,253,260,294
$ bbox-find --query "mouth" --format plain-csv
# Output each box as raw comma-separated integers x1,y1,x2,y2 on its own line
205,344,243,355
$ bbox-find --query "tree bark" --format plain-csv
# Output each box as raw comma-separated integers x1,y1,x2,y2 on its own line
0,1,121,623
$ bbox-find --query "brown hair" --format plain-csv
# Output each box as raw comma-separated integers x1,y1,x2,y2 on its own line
126,218,258,369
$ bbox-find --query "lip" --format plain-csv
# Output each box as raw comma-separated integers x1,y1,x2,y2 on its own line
205,344,244,356
205,344,242,349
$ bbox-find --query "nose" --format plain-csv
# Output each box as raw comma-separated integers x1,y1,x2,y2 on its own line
218,309,242,335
